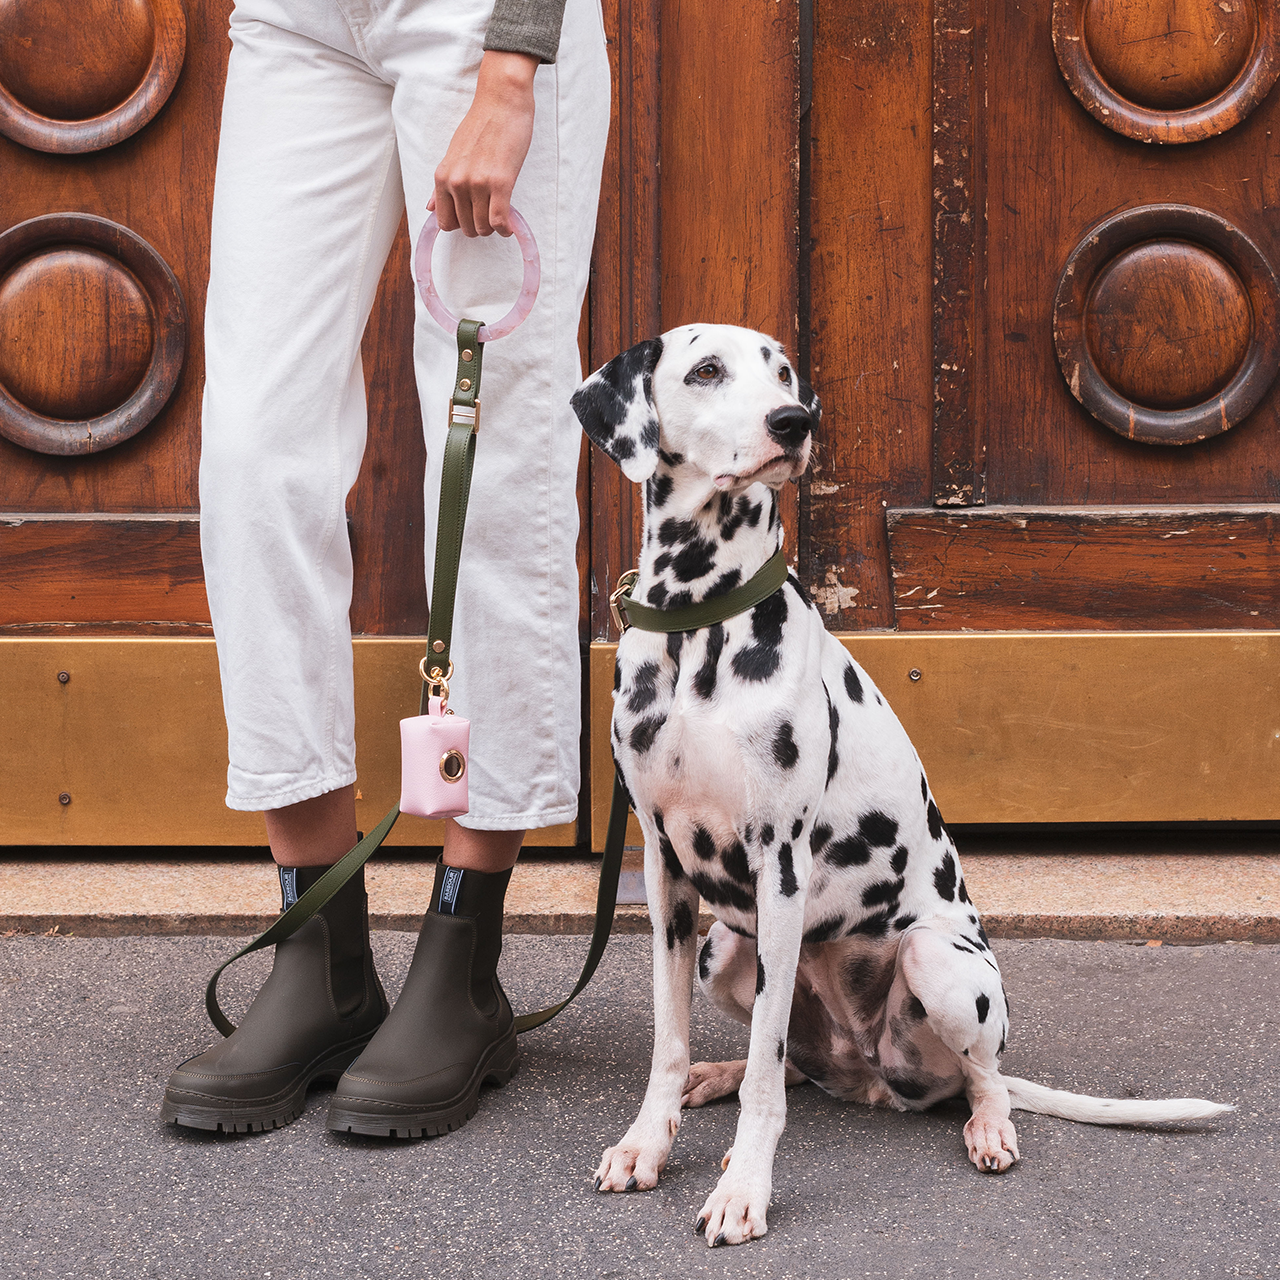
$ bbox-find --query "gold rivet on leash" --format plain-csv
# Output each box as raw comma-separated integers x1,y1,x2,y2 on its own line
461,349,473,362
459,377,471,391
440,749,466,783
432,640,445,653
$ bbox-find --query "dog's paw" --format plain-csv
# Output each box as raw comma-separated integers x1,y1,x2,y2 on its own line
964,1113,1020,1174
594,1136,671,1193
693,1165,769,1247
682,1060,748,1109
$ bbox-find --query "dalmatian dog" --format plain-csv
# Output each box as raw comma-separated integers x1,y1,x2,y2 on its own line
570,324,1231,1248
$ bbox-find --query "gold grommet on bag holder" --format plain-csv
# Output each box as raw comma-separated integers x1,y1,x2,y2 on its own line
440,749,466,783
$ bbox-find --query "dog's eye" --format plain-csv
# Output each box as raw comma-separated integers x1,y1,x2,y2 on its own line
779,366,792,385
695,363,718,380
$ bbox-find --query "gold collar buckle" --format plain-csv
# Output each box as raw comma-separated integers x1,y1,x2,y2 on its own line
609,570,640,634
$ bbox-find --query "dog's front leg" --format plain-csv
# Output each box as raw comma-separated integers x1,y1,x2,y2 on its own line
595,824,700,1194
696,839,809,1246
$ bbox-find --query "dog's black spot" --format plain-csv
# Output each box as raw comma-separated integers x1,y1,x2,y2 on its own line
842,952,898,1021
787,573,814,608
646,580,668,607
721,840,753,886
803,916,845,944
718,491,733,519
791,818,804,840
760,824,775,846
894,913,917,931
843,662,864,704
666,631,684,667
920,774,928,803
667,590,692,609
613,663,621,692
761,345,773,364
859,811,899,848
861,877,903,909
629,717,663,755
776,1038,786,1062
772,721,799,769
926,799,945,842
672,900,695,946
640,418,660,450
731,589,788,683
693,623,725,700
658,517,695,548
934,851,957,901
975,994,990,1024
958,877,970,904
690,870,755,913
756,956,766,995
665,922,674,950
705,568,742,600
810,822,832,852
653,809,666,834
849,910,893,938
672,535,717,583
777,842,798,897
825,832,872,867
659,448,684,466
659,834,683,882
718,495,757,542
977,922,992,949
652,551,672,575
725,920,757,938
884,1074,932,1102
646,473,673,510
825,686,840,786
612,435,635,461
890,845,909,876
626,662,661,714
951,941,975,956
693,826,717,861
698,935,713,982
905,995,928,1021
744,501,763,529
744,823,754,845
998,1034,1007,1055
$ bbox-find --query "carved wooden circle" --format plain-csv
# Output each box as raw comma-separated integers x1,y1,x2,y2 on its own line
0,0,186,154
0,213,187,455
1054,205,1280,445
1053,0,1280,143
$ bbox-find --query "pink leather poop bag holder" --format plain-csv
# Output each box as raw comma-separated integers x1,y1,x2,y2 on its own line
399,209,541,820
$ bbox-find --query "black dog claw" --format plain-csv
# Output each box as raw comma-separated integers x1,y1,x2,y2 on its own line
713,1233,727,1248
625,1176,638,1191
694,1216,706,1234
593,1176,602,1191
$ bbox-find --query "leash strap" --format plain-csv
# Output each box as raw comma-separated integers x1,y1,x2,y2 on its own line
205,319,629,1038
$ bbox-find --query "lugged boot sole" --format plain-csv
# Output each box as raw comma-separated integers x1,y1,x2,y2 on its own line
326,1029,519,1139
160,1033,377,1134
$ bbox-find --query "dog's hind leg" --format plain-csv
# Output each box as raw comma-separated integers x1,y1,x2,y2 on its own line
894,920,1018,1173
694,836,812,1247
595,813,702,1195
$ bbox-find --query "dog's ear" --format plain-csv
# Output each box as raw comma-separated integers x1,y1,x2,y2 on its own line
797,374,822,425
571,337,664,482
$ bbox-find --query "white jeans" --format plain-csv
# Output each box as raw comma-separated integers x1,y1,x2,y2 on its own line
199,0,610,827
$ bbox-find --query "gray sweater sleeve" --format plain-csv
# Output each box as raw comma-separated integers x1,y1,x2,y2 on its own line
484,0,570,65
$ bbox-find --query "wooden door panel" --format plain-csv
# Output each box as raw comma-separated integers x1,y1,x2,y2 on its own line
986,0,1280,506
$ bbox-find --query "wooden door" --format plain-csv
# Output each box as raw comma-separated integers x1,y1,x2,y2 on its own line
803,0,1280,823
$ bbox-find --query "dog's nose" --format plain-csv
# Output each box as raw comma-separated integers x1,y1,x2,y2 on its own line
765,405,814,446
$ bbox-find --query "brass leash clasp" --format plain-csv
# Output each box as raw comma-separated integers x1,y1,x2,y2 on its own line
419,657,455,712
609,569,640,634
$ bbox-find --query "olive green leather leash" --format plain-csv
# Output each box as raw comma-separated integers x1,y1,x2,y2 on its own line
204,321,792,1038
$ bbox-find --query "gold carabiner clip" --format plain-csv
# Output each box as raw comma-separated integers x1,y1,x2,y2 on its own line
609,569,640,634
419,657,455,711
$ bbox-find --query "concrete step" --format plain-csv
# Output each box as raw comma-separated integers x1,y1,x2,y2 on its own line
2,848,1278,942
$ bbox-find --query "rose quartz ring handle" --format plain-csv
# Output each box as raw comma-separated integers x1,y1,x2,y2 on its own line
414,208,540,342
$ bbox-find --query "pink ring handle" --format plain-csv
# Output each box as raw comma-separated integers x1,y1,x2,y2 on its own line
413,208,540,342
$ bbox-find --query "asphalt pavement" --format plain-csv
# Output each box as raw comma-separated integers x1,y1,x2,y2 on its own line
1,932,1276,1280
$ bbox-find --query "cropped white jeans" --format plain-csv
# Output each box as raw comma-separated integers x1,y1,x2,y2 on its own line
199,0,610,827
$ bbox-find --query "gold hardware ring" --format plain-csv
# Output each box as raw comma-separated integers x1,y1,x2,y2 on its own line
609,569,639,634
440,749,467,783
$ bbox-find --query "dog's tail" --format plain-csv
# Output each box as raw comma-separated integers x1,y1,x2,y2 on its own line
1001,1075,1233,1126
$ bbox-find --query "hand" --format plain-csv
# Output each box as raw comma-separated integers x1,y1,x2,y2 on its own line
429,50,538,237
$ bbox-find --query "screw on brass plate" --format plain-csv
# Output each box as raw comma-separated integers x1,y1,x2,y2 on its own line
57,671,70,684
461,349,473,362
58,793,71,805
909,668,922,682
432,640,445,653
